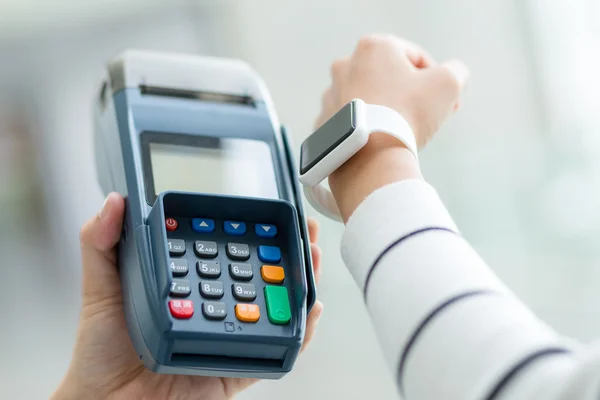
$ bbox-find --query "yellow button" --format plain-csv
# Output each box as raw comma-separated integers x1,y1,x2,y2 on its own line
261,265,285,284
235,303,260,322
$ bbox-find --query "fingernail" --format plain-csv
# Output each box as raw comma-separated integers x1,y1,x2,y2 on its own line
98,195,110,219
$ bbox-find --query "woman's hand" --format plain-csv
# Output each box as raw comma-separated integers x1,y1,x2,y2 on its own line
51,193,324,400
320,35,470,221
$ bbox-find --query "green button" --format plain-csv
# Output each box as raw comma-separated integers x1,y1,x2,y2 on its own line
264,286,291,325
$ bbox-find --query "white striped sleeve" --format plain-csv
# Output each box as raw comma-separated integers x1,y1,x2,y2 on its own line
340,179,600,399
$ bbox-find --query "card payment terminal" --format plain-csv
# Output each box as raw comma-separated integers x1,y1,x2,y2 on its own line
93,50,316,379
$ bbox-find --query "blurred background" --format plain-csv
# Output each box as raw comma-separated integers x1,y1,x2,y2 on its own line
0,0,599,398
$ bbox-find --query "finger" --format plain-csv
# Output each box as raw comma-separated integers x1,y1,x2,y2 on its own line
310,242,322,285
354,34,436,69
315,88,335,130
80,192,125,306
330,57,349,87
300,300,324,352
307,217,319,243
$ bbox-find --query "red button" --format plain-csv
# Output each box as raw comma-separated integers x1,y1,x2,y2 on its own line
165,218,178,231
169,299,194,319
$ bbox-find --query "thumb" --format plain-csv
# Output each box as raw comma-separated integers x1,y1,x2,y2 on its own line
79,192,125,307
424,59,470,107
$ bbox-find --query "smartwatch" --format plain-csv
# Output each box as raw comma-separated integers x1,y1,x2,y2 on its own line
299,98,419,221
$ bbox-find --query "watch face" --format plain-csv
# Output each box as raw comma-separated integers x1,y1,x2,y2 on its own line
300,101,356,175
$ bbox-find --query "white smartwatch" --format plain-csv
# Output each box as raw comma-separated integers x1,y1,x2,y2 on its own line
299,98,419,221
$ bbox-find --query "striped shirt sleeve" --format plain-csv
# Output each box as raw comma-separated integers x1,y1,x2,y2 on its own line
340,179,600,399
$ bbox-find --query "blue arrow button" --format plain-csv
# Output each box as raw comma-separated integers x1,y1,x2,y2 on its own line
255,223,277,238
224,221,246,236
192,218,215,233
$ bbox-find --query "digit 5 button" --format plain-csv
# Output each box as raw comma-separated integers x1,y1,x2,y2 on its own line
235,303,260,323
169,299,194,319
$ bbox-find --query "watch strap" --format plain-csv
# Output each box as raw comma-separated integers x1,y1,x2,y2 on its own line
303,102,418,222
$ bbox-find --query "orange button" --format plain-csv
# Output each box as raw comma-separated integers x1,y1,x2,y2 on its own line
261,265,285,284
235,303,260,323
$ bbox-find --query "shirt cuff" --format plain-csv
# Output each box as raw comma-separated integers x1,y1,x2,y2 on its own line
340,179,458,290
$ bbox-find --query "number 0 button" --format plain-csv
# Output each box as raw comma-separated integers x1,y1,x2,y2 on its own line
202,302,227,320
226,243,250,260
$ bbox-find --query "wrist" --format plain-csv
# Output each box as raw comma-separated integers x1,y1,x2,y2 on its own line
329,132,423,222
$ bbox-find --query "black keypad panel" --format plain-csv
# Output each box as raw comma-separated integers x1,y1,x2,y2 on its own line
164,216,292,326
202,301,227,320
195,240,218,258
169,259,189,277
226,243,250,261
232,283,257,301
197,260,221,278
200,281,224,299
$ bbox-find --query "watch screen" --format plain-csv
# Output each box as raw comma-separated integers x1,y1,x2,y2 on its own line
300,102,356,174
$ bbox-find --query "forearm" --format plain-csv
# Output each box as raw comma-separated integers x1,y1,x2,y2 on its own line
329,133,422,223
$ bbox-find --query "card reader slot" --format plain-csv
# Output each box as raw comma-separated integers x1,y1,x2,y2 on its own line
139,85,255,107
170,354,284,370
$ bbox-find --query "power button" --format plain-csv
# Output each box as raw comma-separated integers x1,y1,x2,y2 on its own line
165,217,178,232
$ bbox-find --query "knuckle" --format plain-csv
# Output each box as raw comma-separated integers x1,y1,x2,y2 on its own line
437,67,462,96
356,35,382,53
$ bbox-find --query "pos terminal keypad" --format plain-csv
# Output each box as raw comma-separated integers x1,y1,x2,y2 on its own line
164,216,292,326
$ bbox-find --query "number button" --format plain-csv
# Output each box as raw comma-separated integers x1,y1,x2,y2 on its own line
194,240,218,258
235,304,260,323
170,279,191,297
197,261,221,278
229,263,253,281
169,299,194,319
200,281,224,299
232,283,257,301
169,259,189,277
202,301,227,320
226,243,250,261
167,239,186,256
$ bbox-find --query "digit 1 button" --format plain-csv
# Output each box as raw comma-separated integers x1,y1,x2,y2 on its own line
165,217,178,232
169,258,189,277
169,300,194,319
194,240,218,258
235,303,260,323
261,265,285,284
264,286,291,325
167,239,186,256
255,223,277,238
226,243,250,261
258,245,281,263
202,301,227,320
